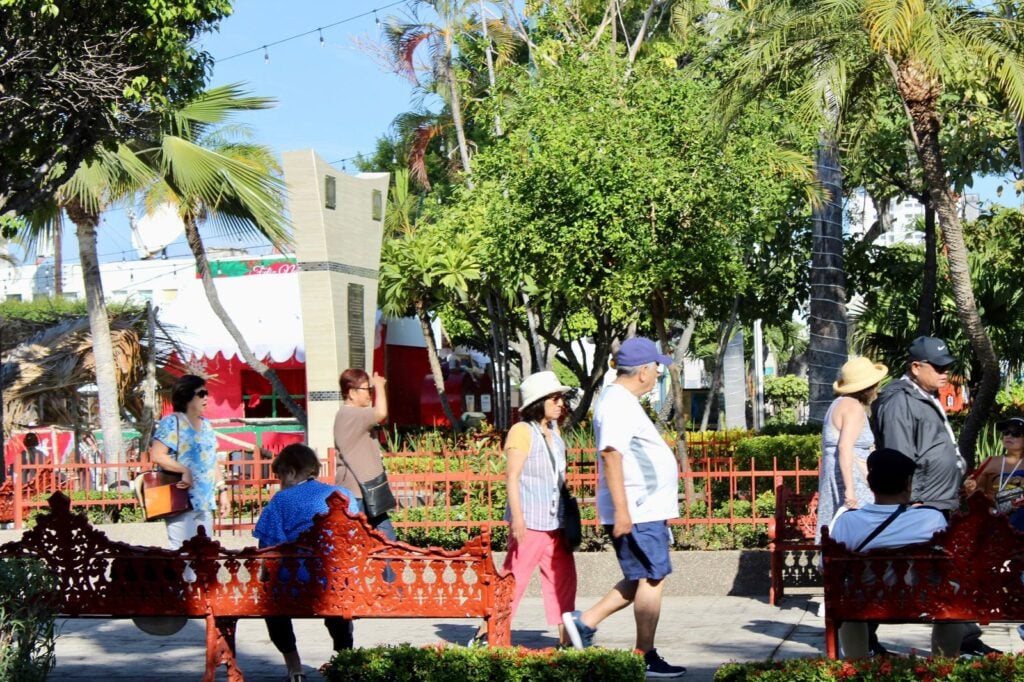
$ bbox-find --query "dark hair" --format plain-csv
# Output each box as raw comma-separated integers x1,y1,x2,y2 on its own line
866,448,917,495
339,368,370,401
171,374,206,412
519,399,547,423
23,432,39,448
272,443,321,479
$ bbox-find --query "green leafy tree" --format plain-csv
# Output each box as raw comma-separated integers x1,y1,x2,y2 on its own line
0,0,232,216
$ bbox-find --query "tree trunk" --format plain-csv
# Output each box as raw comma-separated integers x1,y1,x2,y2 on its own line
183,217,308,427
69,200,123,485
443,39,474,190
916,200,937,337
896,62,1000,468
140,301,159,451
54,210,63,296
807,130,848,424
701,297,740,431
653,306,697,504
521,291,545,373
415,298,460,433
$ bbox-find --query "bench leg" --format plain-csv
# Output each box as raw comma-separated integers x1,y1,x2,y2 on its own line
204,615,244,682
769,547,782,606
485,614,512,647
824,616,839,660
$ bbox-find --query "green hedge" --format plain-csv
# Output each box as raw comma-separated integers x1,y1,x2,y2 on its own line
732,435,820,470
714,654,1024,681
323,644,644,681
0,560,58,682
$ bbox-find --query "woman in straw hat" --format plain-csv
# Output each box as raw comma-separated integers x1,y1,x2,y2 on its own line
816,356,889,543
468,370,578,647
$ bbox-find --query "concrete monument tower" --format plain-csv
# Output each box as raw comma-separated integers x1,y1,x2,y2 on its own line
282,150,389,456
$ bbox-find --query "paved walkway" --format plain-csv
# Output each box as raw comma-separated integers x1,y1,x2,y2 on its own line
47,594,1024,681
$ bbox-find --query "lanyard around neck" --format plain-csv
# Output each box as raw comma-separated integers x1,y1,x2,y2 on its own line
999,457,1022,494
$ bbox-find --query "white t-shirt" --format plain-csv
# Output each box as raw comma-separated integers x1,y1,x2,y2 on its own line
829,503,947,551
593,383,680,524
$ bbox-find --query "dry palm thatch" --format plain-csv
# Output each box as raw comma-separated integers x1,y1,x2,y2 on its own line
2,312,180,435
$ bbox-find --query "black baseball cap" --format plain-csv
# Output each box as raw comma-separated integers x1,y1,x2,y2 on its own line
998,416,1024,431
908,336,956,367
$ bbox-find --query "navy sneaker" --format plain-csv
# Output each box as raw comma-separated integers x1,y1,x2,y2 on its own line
959,637,1001,657
644,649,687,679
561,611,596,649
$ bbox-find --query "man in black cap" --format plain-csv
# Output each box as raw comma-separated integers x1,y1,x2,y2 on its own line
830,448,971,658
872,336,965,513
871,335,997,656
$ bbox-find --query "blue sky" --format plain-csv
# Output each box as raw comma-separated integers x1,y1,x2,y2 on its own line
65,0,424,265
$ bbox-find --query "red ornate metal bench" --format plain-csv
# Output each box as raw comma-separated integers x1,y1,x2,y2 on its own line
0,492,514,681
821,494,1024,658
767,485,819,605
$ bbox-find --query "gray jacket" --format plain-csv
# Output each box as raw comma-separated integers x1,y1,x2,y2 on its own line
871,376,965,511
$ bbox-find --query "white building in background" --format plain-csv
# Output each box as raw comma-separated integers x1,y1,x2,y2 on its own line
846,189,981,246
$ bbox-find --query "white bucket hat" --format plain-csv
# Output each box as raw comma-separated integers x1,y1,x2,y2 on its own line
519,371,572,410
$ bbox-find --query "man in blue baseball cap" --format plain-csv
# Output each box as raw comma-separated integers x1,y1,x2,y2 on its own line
562,337,686,678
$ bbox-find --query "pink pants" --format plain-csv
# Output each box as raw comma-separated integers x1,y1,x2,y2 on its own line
502,528,577,625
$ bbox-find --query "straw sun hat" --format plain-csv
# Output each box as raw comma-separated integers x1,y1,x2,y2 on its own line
832,356,888,395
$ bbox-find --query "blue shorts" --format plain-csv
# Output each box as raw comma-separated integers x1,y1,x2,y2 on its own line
605,520,673,581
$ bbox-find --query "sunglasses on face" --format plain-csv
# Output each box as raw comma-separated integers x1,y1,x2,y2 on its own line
546,394,565,404
918,361,952,374
194,389,209,399
1003,430,1024,438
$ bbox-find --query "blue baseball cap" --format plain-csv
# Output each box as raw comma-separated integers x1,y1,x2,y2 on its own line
615,337,672,368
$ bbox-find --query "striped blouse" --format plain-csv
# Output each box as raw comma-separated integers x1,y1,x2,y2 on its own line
504,421,567,531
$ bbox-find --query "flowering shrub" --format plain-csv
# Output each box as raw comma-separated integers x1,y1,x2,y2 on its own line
714,653,1024,681
323,644,644,681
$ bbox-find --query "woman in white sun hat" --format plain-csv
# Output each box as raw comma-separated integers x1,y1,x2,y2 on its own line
816,356,889,543
469,370,577,647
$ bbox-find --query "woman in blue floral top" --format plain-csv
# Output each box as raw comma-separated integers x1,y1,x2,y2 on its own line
150,374,228,549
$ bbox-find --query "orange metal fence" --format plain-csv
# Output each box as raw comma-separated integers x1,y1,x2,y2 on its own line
4,433,819,537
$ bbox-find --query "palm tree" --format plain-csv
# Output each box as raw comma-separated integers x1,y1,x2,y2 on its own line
21,145,149,478
379,213,482,433
385,0,519,190
722,0,1024,463
136,85,307,426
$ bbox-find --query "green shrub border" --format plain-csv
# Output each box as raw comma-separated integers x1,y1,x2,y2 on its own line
323,644,644,681
714,653,1024,681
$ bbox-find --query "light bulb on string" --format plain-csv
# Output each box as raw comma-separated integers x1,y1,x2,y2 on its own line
374,10,380,26
263,46,269,63
319,28,325,47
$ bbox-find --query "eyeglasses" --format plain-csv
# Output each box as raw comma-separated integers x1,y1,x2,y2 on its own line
1003,430,1024,438
194,389,209,398
919,361,952,374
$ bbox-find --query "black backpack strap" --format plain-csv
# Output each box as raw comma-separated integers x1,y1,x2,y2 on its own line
854,504,908,552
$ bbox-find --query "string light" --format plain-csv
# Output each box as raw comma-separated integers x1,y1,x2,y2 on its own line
263,46,269,64
214,1,405,63
319,28,325,47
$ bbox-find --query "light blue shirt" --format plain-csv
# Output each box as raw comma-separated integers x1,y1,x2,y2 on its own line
154,413,218,511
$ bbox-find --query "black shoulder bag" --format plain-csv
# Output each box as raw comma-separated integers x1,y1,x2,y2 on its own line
534,423,582,551
338,449,396,519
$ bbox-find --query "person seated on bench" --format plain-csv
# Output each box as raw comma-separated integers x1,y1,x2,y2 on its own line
254,444,361,682
830,447,977,658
